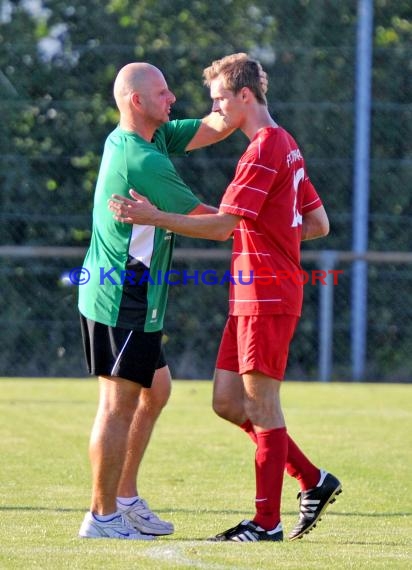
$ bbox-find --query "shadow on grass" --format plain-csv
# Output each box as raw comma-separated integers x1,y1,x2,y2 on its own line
1,506,411,518
0,399,92,405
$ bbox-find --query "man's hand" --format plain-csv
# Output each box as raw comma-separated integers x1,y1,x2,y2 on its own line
108,189,158,225
109,189,240,240
301,206,329,241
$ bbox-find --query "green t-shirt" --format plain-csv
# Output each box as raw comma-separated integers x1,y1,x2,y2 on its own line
78,119,201,331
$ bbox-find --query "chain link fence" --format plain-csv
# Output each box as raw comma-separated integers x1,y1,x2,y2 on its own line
0,1,411,381
1,249,411,381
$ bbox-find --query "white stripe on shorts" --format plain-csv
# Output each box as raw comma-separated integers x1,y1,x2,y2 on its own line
111,330,133,376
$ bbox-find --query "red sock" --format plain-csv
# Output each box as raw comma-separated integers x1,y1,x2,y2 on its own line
242,424,319,492
252,427,287,530
240,419,257,443
285,435,320,490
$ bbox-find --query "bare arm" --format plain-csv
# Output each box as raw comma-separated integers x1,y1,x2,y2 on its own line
301,205,330,241
185,112,234,151
109,190,240,241
189,202,218,215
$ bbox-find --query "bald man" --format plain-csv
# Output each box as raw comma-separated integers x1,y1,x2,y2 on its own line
78,63,234,539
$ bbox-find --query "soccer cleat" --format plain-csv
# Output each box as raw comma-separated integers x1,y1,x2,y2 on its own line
288,469,342,540
210,520,283,542
78,511,155,539
117,497,174,535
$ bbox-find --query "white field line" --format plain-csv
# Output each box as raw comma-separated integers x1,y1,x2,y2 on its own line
143,540,250,570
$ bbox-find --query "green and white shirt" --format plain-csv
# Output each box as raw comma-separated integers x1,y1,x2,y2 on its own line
78,119,201,331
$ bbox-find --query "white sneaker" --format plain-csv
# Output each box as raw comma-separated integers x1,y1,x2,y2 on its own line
79,511,155,540
117,497,174,535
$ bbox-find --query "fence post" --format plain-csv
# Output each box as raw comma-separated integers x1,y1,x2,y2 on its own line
318,251,337,382
351,0,374,381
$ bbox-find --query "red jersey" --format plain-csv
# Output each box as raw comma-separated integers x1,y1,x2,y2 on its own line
219,126,322,316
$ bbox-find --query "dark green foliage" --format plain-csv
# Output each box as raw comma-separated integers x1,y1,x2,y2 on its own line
0,1,411,379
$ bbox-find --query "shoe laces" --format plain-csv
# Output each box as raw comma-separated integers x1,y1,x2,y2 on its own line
98,512,136,532
118,513,138,531
130,498,160,521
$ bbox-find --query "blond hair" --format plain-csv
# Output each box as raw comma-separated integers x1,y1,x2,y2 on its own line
203,53,267,105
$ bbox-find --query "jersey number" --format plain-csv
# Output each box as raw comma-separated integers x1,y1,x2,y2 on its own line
291,167,304,227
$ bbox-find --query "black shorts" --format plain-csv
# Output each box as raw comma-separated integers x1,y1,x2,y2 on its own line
80,315,166,388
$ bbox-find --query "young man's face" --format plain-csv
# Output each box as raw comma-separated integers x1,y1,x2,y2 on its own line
210,76,245,130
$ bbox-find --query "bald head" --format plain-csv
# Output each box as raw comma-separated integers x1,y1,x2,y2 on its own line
113,62,166,111
113,62,176,137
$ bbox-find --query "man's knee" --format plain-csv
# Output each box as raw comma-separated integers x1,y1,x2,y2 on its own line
213,369,245,423
98,375,141,417
243,395,285,429
140,366,172,413
212,392,246,425
212,393,232,420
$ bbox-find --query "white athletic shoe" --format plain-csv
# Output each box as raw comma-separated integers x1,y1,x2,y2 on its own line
78,511,155,540
117,497,174,535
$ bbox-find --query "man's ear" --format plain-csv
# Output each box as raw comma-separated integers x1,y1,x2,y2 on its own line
130,91,141,108
241,87,251,101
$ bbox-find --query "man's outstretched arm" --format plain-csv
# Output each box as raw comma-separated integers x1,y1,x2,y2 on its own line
185,112,234,151
109,190,240,242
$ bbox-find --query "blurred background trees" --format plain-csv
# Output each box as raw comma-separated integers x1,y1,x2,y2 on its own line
0,0,411,380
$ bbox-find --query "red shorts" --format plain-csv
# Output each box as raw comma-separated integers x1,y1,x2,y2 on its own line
215,314,299,380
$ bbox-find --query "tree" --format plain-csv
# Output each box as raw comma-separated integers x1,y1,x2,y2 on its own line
1,0,411,379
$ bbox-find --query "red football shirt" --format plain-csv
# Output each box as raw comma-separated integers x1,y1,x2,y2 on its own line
219,126,322,316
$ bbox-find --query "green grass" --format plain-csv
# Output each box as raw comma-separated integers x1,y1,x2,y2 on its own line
0,379,411,569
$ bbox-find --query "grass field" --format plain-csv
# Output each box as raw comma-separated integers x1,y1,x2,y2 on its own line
0,379,411,569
